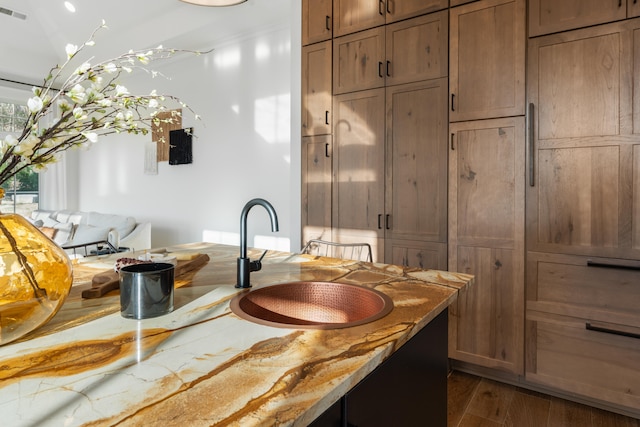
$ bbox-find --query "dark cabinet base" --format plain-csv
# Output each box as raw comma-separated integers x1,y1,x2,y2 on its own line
310,309,448,426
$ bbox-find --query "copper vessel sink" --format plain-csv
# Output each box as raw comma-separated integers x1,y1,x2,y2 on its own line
229,281,393,329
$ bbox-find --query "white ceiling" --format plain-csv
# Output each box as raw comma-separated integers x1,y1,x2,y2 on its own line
0,0,291,85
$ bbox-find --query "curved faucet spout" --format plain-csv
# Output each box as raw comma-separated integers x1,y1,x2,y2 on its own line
237,198,279,288
240,198,279,259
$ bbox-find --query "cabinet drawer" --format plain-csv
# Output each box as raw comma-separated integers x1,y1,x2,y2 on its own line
527,252,640,327
526,312,640,414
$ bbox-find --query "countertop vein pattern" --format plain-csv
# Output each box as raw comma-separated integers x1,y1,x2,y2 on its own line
0,243,473,426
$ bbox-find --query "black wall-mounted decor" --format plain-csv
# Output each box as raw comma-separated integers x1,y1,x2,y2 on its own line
169,128,193,165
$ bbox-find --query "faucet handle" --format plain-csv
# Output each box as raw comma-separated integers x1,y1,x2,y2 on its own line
250,249,269,273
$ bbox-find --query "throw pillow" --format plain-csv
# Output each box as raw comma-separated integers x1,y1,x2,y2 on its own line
66,224,110,246
39,227,57,239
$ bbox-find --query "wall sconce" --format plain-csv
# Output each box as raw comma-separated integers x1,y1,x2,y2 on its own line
179,0,247,5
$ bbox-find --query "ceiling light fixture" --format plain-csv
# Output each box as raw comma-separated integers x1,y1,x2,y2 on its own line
179,0,247,6
64,1,76,12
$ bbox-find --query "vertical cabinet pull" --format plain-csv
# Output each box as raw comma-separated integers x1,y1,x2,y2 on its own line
325,143,330,158
377,214,383,229
528,103,535,187
387,0,392,14
451,93,455,111
619,0,623,7
385,214,391,230
386,60,391,77
325,110,330,125
450,133,455,150
379,0,385,15
325,15,331,31
378,62,384,78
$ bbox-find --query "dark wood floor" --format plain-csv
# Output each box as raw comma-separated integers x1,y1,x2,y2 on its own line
448,371,640,427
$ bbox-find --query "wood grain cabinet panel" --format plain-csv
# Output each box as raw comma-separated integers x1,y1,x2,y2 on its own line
333,0,385,37
449,0,525,122
332,88,386,262
333,27,385,94
526,251,640,418
385,11,448,86
527,21,640,259
333,0,447,37
302,41,332,137
384,0,448,23
302,0,333,46
302,135,333,245
529,0,627,37
448,117,525,375
384,78,448,270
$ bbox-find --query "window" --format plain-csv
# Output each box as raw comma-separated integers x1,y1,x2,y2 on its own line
0,100,39,217
0,100,28,132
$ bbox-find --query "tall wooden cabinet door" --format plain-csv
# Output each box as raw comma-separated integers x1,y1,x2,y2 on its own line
529,0,627,37
448,117,526,374
385,11,448,87
333,27,385,95
385,79,448,268
333,0,385,37
302,135,333,246
384,0,448,23
527,22,640,259
449,0,525,122
333,89,385,262
302,41,332,137
302,0,333,46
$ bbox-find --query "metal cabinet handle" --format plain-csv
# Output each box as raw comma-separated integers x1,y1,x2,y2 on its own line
379,0,385,15
587,260,640,271
386,60,391,77
378,61,384,78
451,93,455,111
450,133,455,150
325,110,329,125
586,322,640,340
529,103,535,187
619,0,623,7
387,0,392,14
325,143,330,158
385,214,391,230
325,15,331,31
377,214,383,229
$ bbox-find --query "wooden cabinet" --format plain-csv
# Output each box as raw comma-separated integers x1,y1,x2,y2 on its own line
631,0,640,18
333,0,385,37
302,0,333,46
448,117,525,375
333,27,385,94
526,252,640,415
332,88,386,262
302,41,332,137
385,11,448,86
449,0,525,122
333,0,447,37
334,11,447,94
527,20,640,260
528,0,627,37
527,19,640,416
301,135,332,245
384,78,448,270
384,0,448,23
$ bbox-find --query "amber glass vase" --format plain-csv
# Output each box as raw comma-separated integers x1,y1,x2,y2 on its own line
0,213,73,345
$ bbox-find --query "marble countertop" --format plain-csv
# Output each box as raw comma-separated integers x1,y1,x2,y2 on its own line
0,243,473,426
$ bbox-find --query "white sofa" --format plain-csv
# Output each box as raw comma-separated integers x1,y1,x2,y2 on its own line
29,210,151,255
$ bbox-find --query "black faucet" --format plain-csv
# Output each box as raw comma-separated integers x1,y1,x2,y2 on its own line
236,198,279,288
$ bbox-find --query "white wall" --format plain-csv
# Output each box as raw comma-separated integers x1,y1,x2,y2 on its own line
68,5,301,252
